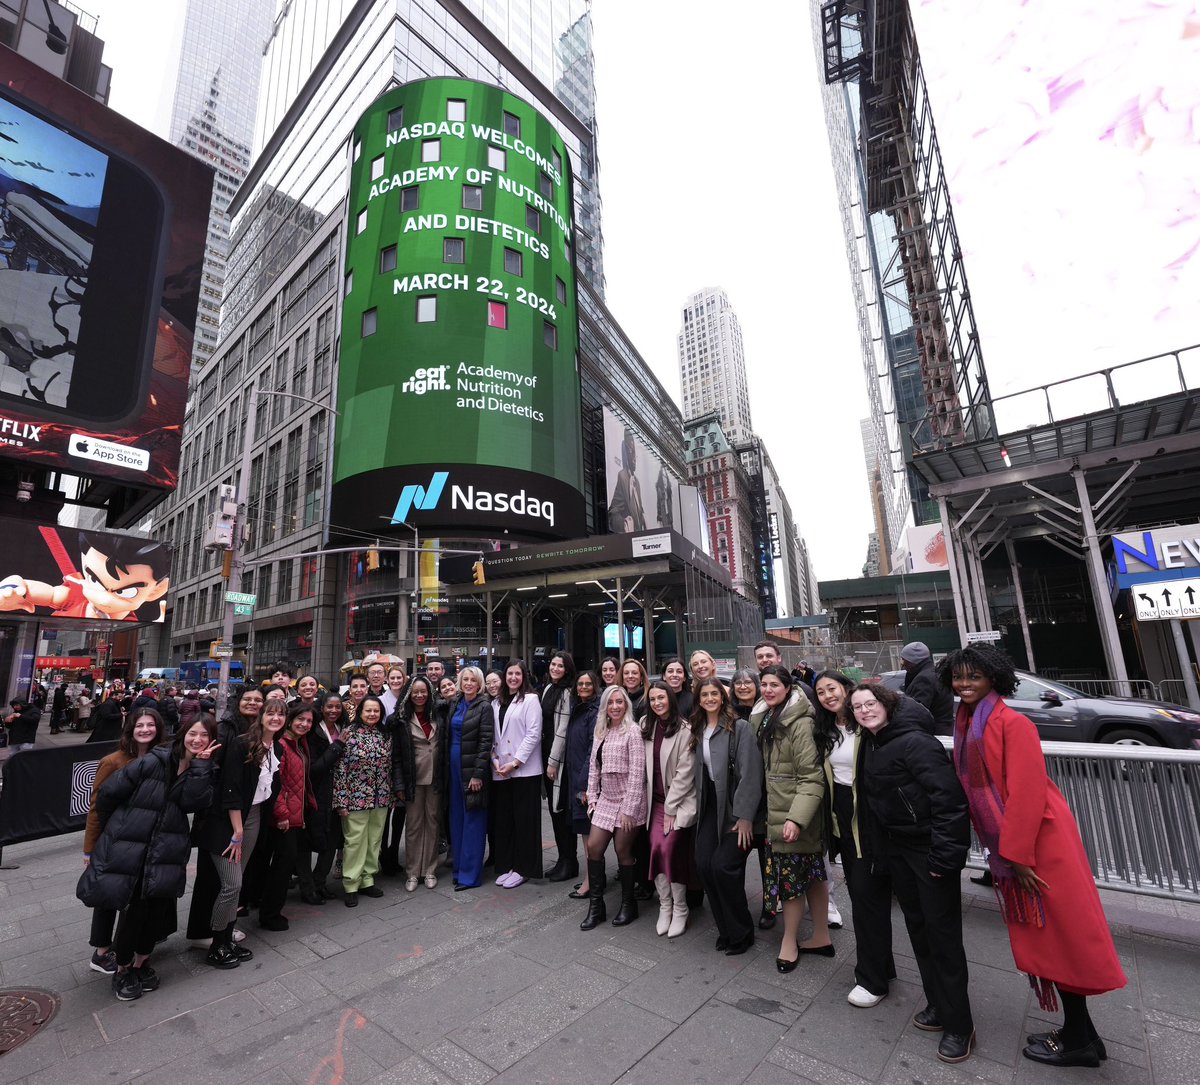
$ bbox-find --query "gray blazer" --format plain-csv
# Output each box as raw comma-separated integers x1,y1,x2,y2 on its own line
696,719,764,833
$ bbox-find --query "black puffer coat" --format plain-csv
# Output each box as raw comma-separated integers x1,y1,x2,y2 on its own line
304,726,345,852
859,695,969,876
76,746,215,910
902,659,954,736
442,694,493,811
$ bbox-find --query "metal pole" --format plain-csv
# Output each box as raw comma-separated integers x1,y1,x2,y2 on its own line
485,590,493,670
1072,467,1130,690
1168,619,1200,710
410,523,419,672
616,576,625,667
937,497,970,645
642,593,654,675
217,376,258,717
1005,538,1037,672
968,541,993,631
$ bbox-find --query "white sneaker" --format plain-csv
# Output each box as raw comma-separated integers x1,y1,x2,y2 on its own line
232,927,246,943
828,897,843,929
847,985,885,1008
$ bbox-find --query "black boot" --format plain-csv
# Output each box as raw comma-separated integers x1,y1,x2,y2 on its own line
580,859,607,931
611,864,639,926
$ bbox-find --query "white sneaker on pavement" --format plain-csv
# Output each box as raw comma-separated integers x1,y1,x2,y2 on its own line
847,985,885,1008
828,895,843,929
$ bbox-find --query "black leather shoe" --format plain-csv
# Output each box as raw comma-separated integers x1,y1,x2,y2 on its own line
360,885,384,898
797,943,835,958
937,1030,975,1063
230,943,254,962
724,932,754,956
913,1005,942,1031
344,892,359,907
206,943,240,969
1022,1036,1101,1068
758,910,777,930
580,859,607,931
714,935,729,951
611,865,639,926
547,862,578,883
567,885,588,899
1026,1029,1107,1061
776,955,799,974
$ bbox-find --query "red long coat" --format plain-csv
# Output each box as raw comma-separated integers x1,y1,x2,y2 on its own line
955,699,1126,996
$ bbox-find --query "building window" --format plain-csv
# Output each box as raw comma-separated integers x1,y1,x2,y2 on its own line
462,185,482,210
487,301,507,329
416,296,437,323
539,171,552,199
356,208,367,234
543,321,557,349
401,185,419,211
447,98,466,122
564,239,571,261
555,277,566,303
487,145,506,171
380,245,397,273
551,148,562,176
525,205,540,234
421,139,440,163
370,155,385,181
443,237,465,264
503,111,520,138
362,308,377,336
503,247,522,276
352,137,361,161
387,106,404,131
344,270,353,296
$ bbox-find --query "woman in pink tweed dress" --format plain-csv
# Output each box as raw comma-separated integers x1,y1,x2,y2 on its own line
579,686,647,931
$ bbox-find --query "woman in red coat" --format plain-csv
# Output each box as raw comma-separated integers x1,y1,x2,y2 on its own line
940,647,1125,1069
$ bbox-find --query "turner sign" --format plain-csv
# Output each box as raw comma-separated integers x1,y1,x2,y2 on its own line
1111,523,1200,587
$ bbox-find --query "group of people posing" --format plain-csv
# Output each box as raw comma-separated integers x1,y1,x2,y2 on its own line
76,644,1123,1071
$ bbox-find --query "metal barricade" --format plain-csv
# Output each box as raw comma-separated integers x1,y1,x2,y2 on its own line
1157,679,1192,707
1054,677,1161,701
938,738,1200,902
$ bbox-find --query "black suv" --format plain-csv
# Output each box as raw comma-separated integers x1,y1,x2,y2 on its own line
876,670,1200,749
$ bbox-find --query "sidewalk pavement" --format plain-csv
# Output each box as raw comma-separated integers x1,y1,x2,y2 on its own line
1,735,1197,1084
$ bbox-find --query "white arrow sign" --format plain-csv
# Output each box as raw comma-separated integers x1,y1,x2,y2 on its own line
1133,577,1200,621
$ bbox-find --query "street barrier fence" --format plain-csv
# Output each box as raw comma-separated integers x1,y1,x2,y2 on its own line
940,737,1200,902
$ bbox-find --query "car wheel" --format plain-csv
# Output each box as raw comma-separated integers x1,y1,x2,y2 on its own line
1099,729,1161,747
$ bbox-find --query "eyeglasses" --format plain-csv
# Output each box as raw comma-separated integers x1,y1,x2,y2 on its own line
851,698,880,712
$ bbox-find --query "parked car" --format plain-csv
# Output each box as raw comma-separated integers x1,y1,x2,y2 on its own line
875,670,1200,749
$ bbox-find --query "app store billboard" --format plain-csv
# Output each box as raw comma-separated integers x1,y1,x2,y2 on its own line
331,78,585,541
0,48,213,490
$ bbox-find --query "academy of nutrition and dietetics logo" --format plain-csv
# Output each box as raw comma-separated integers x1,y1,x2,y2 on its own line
400,365,450,395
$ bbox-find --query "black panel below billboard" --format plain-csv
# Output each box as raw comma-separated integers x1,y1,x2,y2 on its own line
330,463,586,542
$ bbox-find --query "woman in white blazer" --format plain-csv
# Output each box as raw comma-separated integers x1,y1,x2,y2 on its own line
642,681,697,937
490,660,545,888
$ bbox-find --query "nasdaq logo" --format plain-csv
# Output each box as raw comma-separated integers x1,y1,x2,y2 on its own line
391,471,449,524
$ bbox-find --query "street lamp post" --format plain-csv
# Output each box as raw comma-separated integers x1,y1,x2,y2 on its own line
399,520,419,673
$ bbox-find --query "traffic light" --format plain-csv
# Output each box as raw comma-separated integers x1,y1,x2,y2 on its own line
472,559,486,585
366,548,380,571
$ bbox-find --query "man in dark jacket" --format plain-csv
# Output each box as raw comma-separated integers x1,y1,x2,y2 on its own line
900,642,954,736
5,698,41,750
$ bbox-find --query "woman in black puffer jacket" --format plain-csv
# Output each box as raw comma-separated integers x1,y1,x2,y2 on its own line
77,715,220,1001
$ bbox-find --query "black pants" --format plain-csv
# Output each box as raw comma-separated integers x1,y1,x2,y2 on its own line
835,784,896,996
888,839,973,1034
545,775,577,867
113,882,172,967
258,822,299,921
380,805,407,872
695,771,753,944
90,907,116,949
187,849,220,940
490,775,543,878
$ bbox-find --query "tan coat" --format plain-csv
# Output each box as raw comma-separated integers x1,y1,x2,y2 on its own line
642,720,697,830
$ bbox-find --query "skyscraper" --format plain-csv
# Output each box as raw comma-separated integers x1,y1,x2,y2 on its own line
676,287,753,447
169,0,275,369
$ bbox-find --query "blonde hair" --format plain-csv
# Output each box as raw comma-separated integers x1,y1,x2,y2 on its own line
595,684,635,741
457,665,484,696
689,649,717,676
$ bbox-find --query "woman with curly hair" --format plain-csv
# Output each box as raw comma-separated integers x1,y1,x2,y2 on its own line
940,646,1125,1068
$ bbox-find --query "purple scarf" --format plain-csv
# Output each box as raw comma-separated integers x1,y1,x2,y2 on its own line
954,691,1054,1008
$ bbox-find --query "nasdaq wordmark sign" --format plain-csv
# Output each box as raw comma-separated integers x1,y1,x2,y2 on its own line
332,78,585,540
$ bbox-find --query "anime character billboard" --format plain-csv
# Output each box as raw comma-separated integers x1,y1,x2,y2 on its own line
0,518,170,623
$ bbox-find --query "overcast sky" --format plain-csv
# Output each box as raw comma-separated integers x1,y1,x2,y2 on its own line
86,0,879,582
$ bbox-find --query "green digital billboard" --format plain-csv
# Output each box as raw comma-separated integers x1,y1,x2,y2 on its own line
332,78,585,540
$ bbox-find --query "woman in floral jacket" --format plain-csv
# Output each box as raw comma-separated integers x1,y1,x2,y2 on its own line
332,694,393,907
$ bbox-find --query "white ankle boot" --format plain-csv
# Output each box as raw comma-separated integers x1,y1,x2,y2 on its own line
654,874,672,935
668,882,688,937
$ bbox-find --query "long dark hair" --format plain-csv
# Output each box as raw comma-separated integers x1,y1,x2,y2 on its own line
812,669,856,755
171,713,217,759
688,677,736,751
400,675,436,722
122,706,166,756
546,651,576,687
502,659,536,704
756,664,795,761
641,680,682,739
246,697,287,765
284,700,317,739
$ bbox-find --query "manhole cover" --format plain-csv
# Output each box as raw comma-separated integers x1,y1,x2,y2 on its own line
0,989,59,1055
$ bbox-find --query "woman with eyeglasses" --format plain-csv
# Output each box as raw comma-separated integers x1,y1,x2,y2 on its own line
730,669,760,721
850,681,974,1064
813,670,896,1008
939,647,1125,1069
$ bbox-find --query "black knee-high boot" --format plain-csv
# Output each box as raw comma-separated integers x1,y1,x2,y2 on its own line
611,864,639,926
580,858,607,931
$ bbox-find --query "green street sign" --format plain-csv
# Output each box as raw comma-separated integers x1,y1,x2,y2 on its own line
233,603,254,616
225,591,257,605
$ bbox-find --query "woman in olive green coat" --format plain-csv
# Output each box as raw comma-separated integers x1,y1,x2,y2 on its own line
752,664,830,973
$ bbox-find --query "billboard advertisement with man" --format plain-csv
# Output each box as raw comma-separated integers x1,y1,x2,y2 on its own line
331,78,585,541
0,48,213,490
